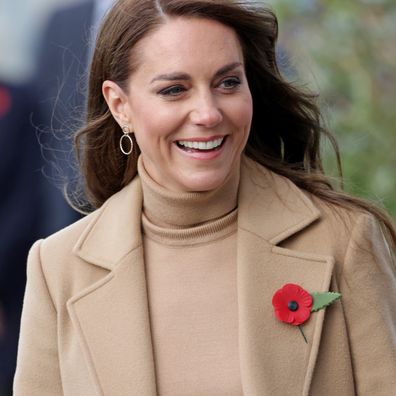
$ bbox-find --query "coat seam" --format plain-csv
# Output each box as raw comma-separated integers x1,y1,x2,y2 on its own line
37,239,58,313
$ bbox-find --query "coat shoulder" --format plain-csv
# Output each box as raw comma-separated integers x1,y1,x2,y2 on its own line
41,207,101,258
281,188,387,275
32,207,106,306
29,177,143,306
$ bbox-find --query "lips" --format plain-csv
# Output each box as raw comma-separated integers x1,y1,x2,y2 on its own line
176,136,226,152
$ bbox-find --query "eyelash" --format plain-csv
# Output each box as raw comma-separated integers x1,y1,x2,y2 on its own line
157,76,242,97
219,77,241,90
158,85,186,96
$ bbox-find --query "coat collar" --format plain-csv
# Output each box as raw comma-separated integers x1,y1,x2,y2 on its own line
72,176,144,270
68,157,333,395
74,156,321,268
238,156,321,243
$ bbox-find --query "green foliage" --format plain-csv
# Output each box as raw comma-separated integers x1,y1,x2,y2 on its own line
265,0,396,219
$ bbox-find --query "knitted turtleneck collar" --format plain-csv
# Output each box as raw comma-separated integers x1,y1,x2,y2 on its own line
137,156,240,229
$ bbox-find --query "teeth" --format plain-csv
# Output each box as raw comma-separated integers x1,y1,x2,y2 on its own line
178,137,224,150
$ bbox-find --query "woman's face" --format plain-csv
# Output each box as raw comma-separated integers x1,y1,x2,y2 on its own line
106,17,253,192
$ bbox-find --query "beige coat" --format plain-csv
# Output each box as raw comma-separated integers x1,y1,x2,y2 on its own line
14,158,396,395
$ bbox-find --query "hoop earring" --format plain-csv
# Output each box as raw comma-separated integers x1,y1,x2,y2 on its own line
120,125,134,155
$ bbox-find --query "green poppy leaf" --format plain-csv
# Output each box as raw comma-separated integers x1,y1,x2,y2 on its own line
311,292,341,312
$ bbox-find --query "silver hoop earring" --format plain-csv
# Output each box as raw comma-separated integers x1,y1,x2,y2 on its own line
120,125,134,155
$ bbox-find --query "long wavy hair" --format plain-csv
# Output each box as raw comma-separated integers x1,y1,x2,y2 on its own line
74,0,396,248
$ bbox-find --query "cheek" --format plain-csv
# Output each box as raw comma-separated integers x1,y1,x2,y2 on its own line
130,101,181,142
130,102,156,135
229,95,253,134
129,104,183,166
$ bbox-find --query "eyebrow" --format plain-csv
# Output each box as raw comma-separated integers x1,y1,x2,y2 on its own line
150,61,243,83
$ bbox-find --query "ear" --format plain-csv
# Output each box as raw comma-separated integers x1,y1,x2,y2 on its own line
102,80,132,127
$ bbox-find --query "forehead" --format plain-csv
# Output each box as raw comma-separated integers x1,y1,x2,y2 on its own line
132,17,244,78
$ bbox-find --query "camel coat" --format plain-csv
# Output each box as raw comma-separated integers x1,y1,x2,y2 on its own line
14,158,396,395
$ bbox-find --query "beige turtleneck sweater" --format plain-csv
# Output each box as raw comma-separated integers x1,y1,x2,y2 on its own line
138,157,243,396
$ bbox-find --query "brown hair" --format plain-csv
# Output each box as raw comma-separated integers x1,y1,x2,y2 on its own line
74,0,395,248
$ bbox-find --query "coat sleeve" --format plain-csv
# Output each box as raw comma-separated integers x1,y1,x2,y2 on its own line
339,213,396,395
13,240,63,395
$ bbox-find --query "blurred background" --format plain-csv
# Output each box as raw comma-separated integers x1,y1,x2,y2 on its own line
267,0,396,218
1,1,90,394
0,0,395,394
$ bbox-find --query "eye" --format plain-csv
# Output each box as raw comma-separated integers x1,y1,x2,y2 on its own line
218,77,241,90
158,85,187,97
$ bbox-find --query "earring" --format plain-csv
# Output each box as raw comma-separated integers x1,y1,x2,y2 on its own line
120,125,134,155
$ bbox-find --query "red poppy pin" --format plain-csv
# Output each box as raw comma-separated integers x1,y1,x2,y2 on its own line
272,283,341,343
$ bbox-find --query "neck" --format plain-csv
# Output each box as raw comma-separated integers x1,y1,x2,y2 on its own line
138,156,240,228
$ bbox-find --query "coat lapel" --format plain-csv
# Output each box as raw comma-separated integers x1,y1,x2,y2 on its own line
67,178,157,395
237,158,334,395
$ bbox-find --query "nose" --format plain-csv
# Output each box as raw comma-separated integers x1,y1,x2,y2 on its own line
189,92,223,128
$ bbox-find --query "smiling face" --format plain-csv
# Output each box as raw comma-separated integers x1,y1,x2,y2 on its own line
103,17,253,192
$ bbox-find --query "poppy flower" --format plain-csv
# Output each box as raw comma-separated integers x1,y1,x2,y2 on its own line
272,283,313,326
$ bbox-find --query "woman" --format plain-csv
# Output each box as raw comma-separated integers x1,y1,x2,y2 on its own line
14,0,396,395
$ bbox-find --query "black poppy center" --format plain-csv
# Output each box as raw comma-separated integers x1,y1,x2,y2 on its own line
288,300,299,311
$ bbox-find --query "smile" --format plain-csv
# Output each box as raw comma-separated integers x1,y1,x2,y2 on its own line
176,137,225,151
